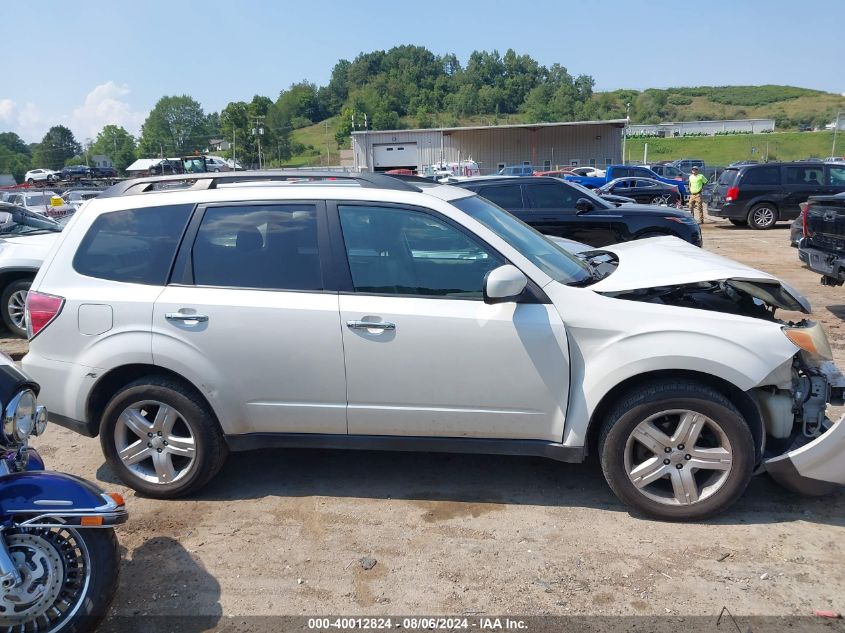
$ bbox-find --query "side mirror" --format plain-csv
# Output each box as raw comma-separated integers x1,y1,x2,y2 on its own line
575,198,594,214
483,265,528,304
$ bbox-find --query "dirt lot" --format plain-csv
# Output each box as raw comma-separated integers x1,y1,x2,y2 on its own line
7,218,845,624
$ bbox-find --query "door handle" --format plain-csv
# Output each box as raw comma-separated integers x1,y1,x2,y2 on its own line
166,312,209,323
346,320,395,331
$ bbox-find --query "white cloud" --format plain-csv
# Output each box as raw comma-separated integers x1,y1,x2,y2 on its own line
1,82,147,143
68,81,147,142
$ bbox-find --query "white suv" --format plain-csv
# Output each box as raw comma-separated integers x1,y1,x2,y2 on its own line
22,171,845,520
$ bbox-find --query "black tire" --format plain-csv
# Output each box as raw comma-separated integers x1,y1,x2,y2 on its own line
1,278,31,338
598,380,755,521
0,527,119,633
99,375,228,498
26,178,34,184
729,219,747,226
747,203,777,230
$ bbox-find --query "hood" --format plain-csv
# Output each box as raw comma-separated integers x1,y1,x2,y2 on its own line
588,236,811,313
0,232,60,249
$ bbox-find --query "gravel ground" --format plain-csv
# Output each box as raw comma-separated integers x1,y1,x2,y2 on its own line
5,218,845,625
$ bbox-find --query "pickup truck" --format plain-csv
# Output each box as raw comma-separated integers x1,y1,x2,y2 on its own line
799,192,845,285
565,164,688,196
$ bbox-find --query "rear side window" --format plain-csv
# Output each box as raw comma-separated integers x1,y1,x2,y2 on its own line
192,204,322,290
478,184,524,210
73,204,193,285
784,165,824,185
742,166,780,186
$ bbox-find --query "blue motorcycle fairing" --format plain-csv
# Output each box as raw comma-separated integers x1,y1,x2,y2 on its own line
26,448,44,471
0,470,109,515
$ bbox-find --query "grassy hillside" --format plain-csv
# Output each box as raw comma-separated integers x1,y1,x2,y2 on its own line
625,131,841,166
283,117,342,167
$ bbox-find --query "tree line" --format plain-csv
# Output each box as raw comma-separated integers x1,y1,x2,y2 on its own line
1,45,839,182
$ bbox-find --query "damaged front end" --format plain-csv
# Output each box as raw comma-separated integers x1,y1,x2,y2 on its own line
599,274,845,495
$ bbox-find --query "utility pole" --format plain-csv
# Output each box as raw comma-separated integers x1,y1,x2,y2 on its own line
251,116,265,170
833,111,843,158
325,120,331,166
232,129,236,170
622,102,631,165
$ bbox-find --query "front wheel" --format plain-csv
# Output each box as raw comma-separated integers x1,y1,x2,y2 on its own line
1,279,31,338
0,527,119,633
599,380,755,521
748,204,777,230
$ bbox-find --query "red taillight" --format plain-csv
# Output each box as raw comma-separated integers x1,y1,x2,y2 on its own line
726,186,739,202
26,291,64,339
801,203,812,237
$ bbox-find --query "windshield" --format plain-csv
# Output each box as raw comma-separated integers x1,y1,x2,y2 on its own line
23,195,51,206
0,207,62,234
452,195,592,285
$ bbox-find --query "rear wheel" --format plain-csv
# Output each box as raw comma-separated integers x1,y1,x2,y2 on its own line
599,380,755,521
748,204,777,230
100,376,228,498
1,279,31,338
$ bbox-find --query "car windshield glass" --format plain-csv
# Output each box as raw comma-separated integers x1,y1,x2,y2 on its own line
23,195,50,206
0,208,62,234
452,195,592,286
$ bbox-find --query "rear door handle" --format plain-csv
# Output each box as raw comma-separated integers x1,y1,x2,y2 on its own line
346,320,395,331
166,312,209,323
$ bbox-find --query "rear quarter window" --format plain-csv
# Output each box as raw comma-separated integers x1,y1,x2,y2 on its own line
73,204,194,285
742,166,781,186
717,169,739,186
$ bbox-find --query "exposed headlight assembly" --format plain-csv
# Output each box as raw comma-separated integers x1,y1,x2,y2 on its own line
2,389,47,444
783,322,833,361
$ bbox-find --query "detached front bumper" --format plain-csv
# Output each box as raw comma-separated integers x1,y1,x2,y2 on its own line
765,414,845,495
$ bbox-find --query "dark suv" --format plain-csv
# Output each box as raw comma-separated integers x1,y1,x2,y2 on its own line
454,177,701,247
708,162,845,229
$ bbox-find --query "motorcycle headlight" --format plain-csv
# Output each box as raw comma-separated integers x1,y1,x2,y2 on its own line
4,389,38,443
34,405,48,436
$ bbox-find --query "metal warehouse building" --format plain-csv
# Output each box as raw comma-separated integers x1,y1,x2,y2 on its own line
627,118,775,137
351,119,626,175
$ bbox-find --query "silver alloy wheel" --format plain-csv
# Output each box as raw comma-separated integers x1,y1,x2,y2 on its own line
624,409,733,506
0,528,91,631
651,195,671,206
751,206,775,228
114,400,197,485
7,289,27,330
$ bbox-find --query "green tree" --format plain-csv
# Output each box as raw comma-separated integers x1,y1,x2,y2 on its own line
0,132,31,183
33,125,81,170
138,95,209,157
90,125,137,173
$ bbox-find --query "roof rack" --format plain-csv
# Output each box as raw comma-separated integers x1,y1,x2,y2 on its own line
99,170,423,198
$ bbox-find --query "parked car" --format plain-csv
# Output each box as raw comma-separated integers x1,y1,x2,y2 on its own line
825,156,845,164
5,191,74,219
569,166,606,178
596,177,681,206
149,159,184,175
91,165,118,178
498,165,534,177
205,156,231,172
671,158,706,173
565,165,688,197
59,164,93,180
0,202,63,336
455,176,699,247
646,164,687,180
533,169,575,178
23,168,59,184
708,162,845,229
798,192,845,285
22,171,845,521
63,189,104,210
571,180,635,207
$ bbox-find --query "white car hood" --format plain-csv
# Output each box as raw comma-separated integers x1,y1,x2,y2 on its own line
0,233,60,248
588,237,810,313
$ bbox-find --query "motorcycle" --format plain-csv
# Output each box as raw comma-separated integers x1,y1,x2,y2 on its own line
0,356,127,633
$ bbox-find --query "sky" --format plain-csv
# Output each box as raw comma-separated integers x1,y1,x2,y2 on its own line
1,0,841,143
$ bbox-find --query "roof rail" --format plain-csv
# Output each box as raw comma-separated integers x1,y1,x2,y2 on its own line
99,170,423,198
